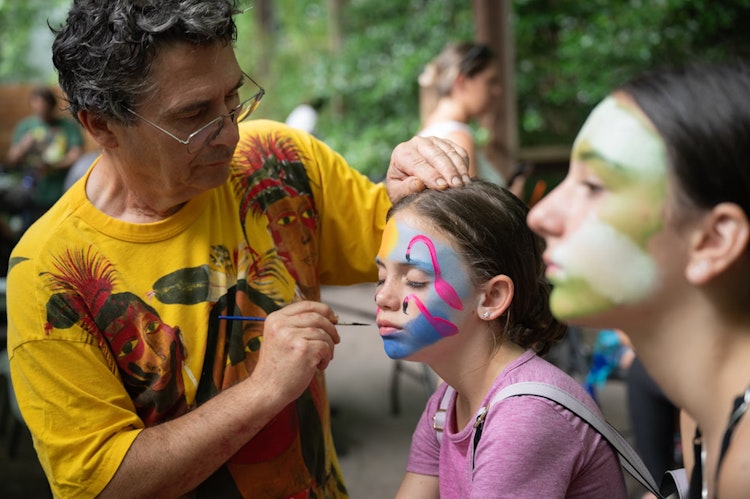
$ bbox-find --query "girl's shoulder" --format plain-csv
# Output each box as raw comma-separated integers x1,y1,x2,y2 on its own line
492,351,601,414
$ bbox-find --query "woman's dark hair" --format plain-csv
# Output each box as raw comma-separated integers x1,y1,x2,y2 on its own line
619,59,750,217
387,180,567,355
51,0,241,124
419,42,496,98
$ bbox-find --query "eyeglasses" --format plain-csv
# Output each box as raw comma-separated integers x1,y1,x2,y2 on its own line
126,72,265,153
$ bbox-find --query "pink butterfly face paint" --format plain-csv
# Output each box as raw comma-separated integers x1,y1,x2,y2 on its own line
375,214,472,359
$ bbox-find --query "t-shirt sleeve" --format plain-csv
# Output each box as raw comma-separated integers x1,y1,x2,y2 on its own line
405,387,443,476
7,254,142,498
297,129,391,285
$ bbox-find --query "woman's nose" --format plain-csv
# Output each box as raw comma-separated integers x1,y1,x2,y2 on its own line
527,186,561,238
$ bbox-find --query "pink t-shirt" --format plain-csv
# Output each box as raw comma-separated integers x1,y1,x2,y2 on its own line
407,350,628,498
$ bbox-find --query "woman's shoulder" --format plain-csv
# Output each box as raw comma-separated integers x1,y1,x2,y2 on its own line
419,120,472,139
718,399,750,497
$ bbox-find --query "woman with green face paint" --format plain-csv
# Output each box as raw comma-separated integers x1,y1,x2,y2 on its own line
376,180,626,498
528,60,750,499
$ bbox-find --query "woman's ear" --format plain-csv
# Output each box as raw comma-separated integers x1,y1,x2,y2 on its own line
686,202,749,284
476,274,514,320
77,109,119,149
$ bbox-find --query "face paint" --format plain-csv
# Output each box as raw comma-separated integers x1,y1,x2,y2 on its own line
548,96,668,320
376,216,472,359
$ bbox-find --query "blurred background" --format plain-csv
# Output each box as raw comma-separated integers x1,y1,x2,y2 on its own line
2,0,749,185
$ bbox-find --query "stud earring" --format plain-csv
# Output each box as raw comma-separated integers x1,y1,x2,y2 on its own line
482,311,490,319
689,260,710,281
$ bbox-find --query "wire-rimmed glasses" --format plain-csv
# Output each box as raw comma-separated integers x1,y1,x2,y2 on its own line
126,72,265,153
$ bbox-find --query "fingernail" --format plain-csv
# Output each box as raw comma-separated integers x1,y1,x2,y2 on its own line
451,176,462,186
436,178,447,188
462,175,471,183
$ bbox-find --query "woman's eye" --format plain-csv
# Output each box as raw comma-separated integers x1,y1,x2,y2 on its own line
581,180,604,194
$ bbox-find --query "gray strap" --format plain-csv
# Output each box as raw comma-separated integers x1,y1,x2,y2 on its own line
433,385,454,443
489,382,662,497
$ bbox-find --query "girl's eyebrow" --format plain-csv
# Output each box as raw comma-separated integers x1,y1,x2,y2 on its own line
405,253,436,273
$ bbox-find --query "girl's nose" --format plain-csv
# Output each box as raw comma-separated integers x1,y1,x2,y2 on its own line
374,282,400,311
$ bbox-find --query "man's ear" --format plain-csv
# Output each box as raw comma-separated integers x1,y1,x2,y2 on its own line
686,202,749,284
476,274,514,320
77,109,119,149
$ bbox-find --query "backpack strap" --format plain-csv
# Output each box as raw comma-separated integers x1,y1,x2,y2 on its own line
433,381,667,498
488,382,663,497
433,385,454,443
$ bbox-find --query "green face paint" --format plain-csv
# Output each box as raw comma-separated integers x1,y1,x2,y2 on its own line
548,96,669,320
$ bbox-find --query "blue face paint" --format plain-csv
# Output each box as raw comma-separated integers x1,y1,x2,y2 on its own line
377,218,472,360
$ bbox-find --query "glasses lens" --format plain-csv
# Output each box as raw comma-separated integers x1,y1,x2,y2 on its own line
187,118,222,154
236,91,264,123
186,90,264,153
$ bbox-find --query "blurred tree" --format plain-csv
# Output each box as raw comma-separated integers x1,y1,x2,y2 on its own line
0,0,69,83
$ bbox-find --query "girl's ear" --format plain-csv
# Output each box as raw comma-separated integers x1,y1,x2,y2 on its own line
686,202,750,284
476,274,514,320
77,109,119,149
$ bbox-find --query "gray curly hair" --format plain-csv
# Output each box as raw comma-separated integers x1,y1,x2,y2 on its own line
51,0,241,125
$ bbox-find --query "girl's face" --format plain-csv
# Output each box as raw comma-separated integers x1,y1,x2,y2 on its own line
527,94,670,322
375,209,475,360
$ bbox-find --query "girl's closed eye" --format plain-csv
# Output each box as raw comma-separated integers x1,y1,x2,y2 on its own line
405,279,428,289
405,268,431,289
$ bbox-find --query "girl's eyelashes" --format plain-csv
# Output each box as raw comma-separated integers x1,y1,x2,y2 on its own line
406,279,428,289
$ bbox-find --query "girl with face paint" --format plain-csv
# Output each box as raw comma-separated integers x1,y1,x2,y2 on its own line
527,60,750,499
376,180,626,498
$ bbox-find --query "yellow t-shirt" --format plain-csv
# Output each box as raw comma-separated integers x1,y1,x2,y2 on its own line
7,120,390,498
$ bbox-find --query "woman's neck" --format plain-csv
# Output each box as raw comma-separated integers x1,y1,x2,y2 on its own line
424,98,470,128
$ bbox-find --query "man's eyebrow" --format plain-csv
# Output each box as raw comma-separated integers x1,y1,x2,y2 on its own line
168,74,246,117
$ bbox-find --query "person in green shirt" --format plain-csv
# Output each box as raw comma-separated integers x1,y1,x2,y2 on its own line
5,86,84,225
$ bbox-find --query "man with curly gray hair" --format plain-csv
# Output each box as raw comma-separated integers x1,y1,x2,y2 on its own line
5,1,470,497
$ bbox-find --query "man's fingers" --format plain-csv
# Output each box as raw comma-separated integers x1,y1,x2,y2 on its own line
386,136,471,202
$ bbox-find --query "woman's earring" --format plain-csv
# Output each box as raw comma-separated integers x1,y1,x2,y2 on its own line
482,311,490,319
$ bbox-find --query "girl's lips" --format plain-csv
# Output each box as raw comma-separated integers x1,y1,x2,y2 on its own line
377,325,400,337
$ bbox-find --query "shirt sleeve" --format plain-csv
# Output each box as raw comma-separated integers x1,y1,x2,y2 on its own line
296,128,391,285
405,386,444,476
7,254,142,498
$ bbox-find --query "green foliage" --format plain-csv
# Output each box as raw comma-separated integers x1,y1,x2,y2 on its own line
0,0,69,83
235,0,474,179
514,0,750,147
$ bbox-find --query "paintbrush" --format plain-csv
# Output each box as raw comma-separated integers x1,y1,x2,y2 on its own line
218,315,370,326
